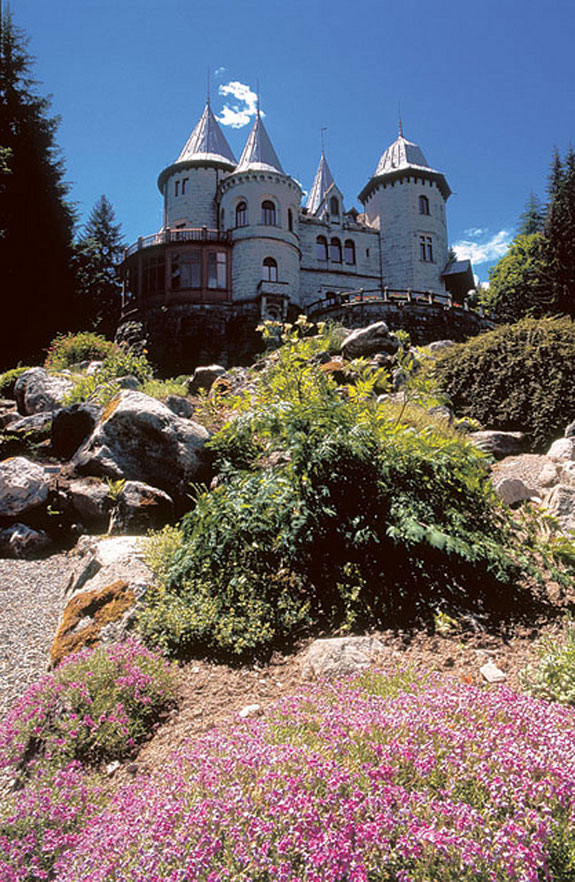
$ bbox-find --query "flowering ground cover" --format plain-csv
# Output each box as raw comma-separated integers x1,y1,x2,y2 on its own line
16,670,572,882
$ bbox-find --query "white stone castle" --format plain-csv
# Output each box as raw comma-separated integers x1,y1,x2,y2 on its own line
120,98,478,368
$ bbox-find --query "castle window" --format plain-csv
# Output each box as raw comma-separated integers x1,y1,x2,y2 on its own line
344,240,355,265
419,195,430,215
288,209,293,232
261,200,276,225
330,196,340,217
171,251,201,290
262,257,278,282
142,253,165,297
236,201,247,227
208,251,227,289
420,236,433,262
316,236,328,261
174,180,180,197
426,237,433,261
182,178,188,195
330,237,342,263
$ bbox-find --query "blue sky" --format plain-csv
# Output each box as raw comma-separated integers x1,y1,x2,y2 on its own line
10,0,575,282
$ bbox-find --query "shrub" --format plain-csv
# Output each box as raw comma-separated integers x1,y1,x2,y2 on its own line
432,316,575,450
0,640,180,773
521,617,575,704
141,377,188,399
44,331,117,371
55,675,575,881
0,365,33,398
64,348,154,406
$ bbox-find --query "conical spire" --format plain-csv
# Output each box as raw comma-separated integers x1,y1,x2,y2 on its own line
235,112,284,174
176,100,236,168
374,131,431,177
306,151,336,215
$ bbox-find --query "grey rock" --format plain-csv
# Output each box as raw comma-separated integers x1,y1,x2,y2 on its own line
0,523,52,559
72,390,211,505
164,395,195,419
428,404,454,424
545,484,575,535
300,635,385,680
62,534,153,598
68,478,112,532
468,431,526,459
547,438,575,463
0,412,19,430
187,365,227,395
51,403,102,460
85,361,104,376
7,412,53,439
109,481,174,535
341,322,400,359
565,420,575,438
115,375,141,391
493,477,538,506
0,457,50,517
14,368,73,416
480,660,506,683
427,340,456,353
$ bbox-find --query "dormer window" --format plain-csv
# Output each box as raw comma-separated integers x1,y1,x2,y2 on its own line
262,257,278,281
330,196,340,217
261,200,276,225
236,201,247,227
419,195,430,215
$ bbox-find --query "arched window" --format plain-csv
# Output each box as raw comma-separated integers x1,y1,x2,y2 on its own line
236,201,247,227
330,196,340,217
419,195,430,215
288,209,293,232
316,236,328,261
330,237,342,263
261,200,276,225
344,240,356,265
262,257,278,281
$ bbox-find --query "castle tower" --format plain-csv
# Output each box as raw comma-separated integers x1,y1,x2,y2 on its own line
306,150,345,221
157,99,236,230
219,109,302,318
358,126,451,292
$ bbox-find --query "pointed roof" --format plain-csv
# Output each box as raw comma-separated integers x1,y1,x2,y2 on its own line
306,152,336,215
235,113,284,174
176,99,236,168
359,127,451,204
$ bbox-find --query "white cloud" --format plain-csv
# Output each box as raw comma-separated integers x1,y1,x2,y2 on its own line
216,81,259,128
214,67,226,78
452,229,513,265
464,227,486,238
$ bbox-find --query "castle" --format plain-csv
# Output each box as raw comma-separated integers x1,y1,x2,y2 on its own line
119,99,485,371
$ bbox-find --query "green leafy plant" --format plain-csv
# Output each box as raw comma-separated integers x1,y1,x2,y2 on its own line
44,331,117,371
105,477,126,501
141,377,188,399
521,618,575,704
0,365,33,398
64,348,154,407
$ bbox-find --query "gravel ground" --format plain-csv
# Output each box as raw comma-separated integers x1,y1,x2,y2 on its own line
0,553,69,722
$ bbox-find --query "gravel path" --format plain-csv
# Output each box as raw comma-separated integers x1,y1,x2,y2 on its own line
0,553,70,722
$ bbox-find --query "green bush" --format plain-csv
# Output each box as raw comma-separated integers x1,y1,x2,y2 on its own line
64,348,154,406
521,618,575,704
139,321,533,659
141,377,188,399
44,331,117,371
0,365,33,398
431,316,575,450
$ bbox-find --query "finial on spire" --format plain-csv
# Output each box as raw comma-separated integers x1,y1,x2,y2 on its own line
256,79,261,119
207,67,211,108
398,102,404,138
320,127,327,157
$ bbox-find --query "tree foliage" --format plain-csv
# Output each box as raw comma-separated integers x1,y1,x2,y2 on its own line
0,5,76,369
73,195,125,337
485,233,553,322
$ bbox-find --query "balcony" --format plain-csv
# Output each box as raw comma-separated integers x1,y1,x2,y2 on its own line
124,227,230,258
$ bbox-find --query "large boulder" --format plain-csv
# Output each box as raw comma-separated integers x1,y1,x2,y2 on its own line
7,412,53,440
545,485,575,535
68,478,113,532
51,403,102,460
0,457,50,517
187,365,227,395
164,395,195,419
341,322,399,360
72,391,211,505
300,636,385,680
468,431,526,459
109,481,174,535
547,438,575,463
14,368,73,416
0,523,51,558
491,454,559,499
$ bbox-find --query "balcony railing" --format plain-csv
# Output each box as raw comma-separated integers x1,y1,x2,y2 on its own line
124,227,230,258
307,288,493,319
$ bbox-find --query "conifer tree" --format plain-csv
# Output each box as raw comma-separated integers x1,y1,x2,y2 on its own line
518,192,546,236
73,195,125,337
546,146,575,315
0,4,76,369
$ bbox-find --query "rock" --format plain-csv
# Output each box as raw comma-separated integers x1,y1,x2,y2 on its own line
545,485,575,535
547,438,575,463
539,462,561,487
109,481,174,535
14,368,73,416
187,365,227,395
559,462,575,487
493,477,538,506
426,340,456,353
116,375,141,391
428,404,454,423
68,478,112,532
105,761,121,777
0,412,19,430
468,431,525,459
300,635,385,680
164,395,195,419
51,403,102,460
0,457,50,517
239,704,261,719
7,412,53,440
565,420,575,438
53,535,154,664
341,322,399,359
491,454,559,497
318,357,348,384
85,361,104,376
0,523,52,558
72,391,211,506
480,661,506,683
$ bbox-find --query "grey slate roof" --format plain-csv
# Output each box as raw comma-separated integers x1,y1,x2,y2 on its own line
306,153,336,215
176,101,236,168
235,114,285,174
442,259,473,276
374,134,431,176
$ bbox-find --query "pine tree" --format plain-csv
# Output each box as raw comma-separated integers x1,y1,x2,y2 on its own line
73,195,125,337
546,146,575,316
518,192,546,236
0,4,76,369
